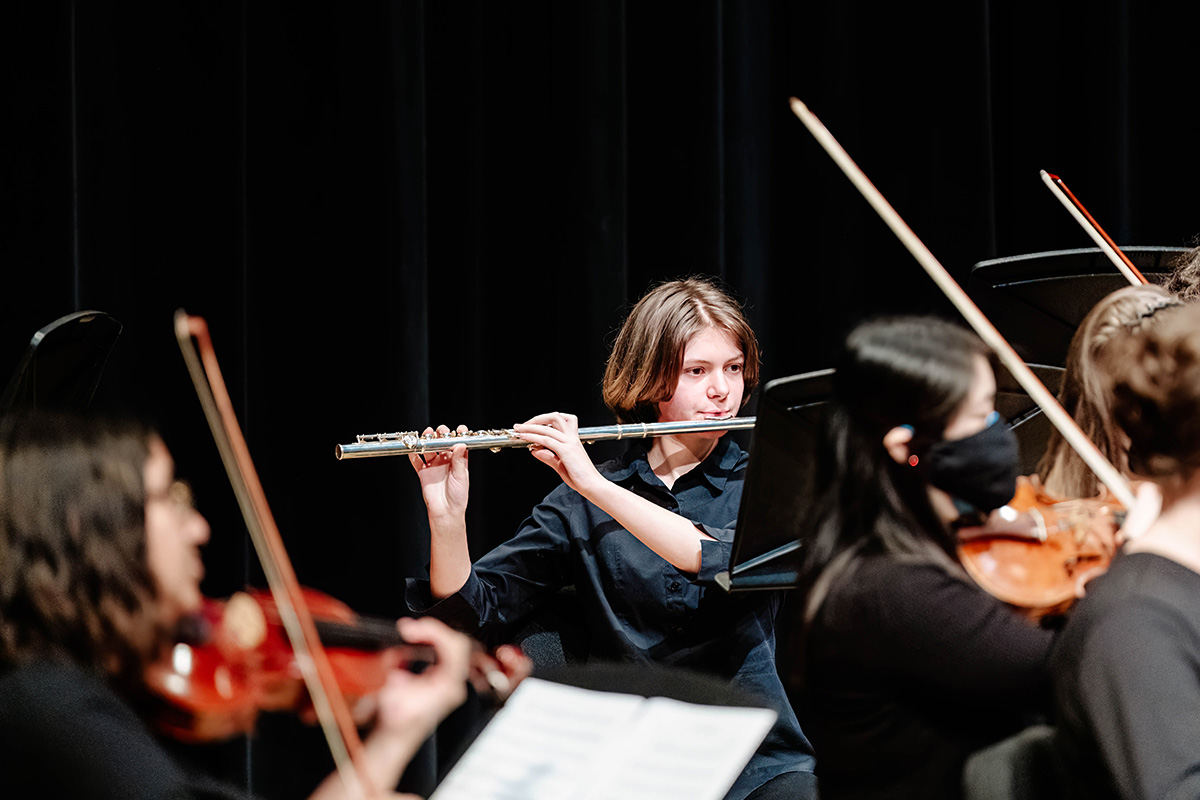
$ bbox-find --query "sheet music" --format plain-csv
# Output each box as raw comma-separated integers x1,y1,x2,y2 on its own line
429,678,776,800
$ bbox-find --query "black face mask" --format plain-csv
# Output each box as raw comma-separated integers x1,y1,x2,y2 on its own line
914,414,1020,513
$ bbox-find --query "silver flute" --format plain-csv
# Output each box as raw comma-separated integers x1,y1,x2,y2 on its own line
335,417,757,460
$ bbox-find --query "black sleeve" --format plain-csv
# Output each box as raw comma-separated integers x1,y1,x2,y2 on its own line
1069,602,1200,800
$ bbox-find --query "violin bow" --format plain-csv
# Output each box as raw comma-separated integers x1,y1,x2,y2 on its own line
788,98,1137,509
174,311,376,800
1039,170,1149,286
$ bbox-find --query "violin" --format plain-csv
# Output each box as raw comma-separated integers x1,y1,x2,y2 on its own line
145,586,435,743
956,476,1122,619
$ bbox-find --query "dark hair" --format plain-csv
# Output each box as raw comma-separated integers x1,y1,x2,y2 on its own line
798,316,988,613
1102,302,1200,485
602,277,760,423
0,413,162,686
1165,244,1200,303
1036,285,1183,497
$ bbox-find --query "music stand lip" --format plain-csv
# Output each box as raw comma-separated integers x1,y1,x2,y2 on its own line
968,246,1189,368
716,540,803,593
970,245,1187,285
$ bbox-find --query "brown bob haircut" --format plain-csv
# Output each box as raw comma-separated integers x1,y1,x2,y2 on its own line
1103,301,1200,485
601,277,760,424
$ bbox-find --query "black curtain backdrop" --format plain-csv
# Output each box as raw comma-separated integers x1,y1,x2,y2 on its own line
4,1,1199,795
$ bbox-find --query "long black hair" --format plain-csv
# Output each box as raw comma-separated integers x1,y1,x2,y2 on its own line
797,316,989,617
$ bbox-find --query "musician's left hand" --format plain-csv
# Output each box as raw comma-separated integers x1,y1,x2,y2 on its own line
514,412,606,495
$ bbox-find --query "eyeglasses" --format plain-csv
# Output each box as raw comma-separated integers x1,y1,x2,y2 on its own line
147,480,196,516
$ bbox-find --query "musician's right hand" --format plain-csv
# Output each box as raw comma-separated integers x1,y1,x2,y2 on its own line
409,424,471,520
514,412,606,496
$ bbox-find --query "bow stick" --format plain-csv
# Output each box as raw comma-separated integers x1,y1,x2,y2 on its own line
175,311,376,800
1039,170,1148,286
788,98,1136,509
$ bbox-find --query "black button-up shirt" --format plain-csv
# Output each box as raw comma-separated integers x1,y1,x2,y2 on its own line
407,437,816,798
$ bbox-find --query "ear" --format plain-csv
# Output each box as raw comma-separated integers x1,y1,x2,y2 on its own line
883,425,914,466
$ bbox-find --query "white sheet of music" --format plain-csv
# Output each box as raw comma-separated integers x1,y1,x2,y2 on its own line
429,677,777,800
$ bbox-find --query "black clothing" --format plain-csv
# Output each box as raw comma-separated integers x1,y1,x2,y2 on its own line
803,553,1055,800
0,658,247,800
407,438,817,799
1052,551,1200,800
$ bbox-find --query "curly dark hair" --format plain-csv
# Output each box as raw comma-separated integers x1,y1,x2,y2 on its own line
1164,244,1200,303
1102,302,1200,485
0,413,163,687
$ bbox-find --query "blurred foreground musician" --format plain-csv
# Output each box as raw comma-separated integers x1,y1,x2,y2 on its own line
795,316,1055,800
1052,302,1200,799
0,412,474,799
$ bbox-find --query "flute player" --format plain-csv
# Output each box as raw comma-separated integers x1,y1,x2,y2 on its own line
404,277,817,799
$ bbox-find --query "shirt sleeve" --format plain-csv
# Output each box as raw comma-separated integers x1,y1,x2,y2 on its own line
1070,603,1200,800
405,488,576,645
694,524,733,585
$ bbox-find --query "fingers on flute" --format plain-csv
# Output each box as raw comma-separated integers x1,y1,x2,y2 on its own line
520,412,577,430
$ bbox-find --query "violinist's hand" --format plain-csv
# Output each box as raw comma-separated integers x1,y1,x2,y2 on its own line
514,412,605,496
469,643,533,704
409,425,470,520
374,617,472,737
309,618,472,800
1117,480,1163,546
1072,482,1163,600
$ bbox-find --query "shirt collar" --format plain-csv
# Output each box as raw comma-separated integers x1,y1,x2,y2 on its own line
606,436,741,493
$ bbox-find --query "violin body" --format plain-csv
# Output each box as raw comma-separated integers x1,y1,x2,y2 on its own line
145,587,423,742
957,476,1122,619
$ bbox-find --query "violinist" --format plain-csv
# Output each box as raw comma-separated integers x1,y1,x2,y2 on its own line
949,285,1187,618
1036,283,1184,499
1051,302,1200,800
405,277,818,799
0,412,474,800
795,315,1054,800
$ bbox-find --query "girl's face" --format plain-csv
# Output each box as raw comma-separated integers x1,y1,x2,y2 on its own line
144,438,210,624
656,326,745,430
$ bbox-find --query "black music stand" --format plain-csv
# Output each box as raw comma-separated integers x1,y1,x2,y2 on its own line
715,370,831,592
716,362,1064,593
967,246,1186,367
0,311,123,416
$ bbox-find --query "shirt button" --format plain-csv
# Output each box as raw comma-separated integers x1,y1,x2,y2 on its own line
669,581,681,592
